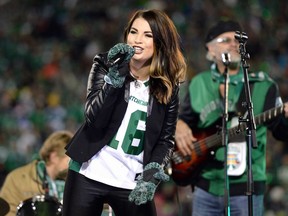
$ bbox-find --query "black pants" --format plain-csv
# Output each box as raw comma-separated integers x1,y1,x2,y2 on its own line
62,170,156,216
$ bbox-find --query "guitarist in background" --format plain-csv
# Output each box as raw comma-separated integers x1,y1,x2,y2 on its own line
175,19,288,216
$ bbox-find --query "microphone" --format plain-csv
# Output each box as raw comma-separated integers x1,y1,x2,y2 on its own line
43,167,49,196
107,44,135,67
222,52,231,66
107,52,128,67
234,31,248,43
38,160,49,196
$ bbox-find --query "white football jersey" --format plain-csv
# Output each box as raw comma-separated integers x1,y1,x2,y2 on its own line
79,79,150,189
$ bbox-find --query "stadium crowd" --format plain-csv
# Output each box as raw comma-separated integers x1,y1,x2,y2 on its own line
0,0,287,215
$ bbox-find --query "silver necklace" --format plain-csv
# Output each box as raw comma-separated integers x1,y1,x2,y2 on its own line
134,80,141,88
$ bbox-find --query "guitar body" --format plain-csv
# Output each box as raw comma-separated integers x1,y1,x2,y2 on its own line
171,104,284,186
171,126,220,186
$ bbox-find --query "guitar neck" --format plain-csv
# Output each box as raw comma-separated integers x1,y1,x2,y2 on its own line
255,104,284,125
230,104,284,138
172,103,285,186
199,104,285,150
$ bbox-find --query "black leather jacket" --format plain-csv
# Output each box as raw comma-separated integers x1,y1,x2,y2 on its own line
66,53,180,168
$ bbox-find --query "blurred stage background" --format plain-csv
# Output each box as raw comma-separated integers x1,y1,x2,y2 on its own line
0,0,287,215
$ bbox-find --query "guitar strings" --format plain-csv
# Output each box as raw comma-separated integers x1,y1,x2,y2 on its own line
173,105,284,162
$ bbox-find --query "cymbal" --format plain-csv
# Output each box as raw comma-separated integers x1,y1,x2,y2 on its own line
0,197,10,216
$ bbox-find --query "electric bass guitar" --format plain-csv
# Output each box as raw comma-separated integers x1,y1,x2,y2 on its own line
171,104,285,186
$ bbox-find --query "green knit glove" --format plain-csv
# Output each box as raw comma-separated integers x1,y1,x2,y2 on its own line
105,43,134,88
128,162,169,205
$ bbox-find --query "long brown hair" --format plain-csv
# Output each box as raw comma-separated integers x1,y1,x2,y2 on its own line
124,9,186,104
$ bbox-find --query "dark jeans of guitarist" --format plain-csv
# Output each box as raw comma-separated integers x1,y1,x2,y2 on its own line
192,187,264,216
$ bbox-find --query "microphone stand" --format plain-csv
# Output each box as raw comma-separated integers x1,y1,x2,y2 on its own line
235,31,257,216
222,53,231,216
